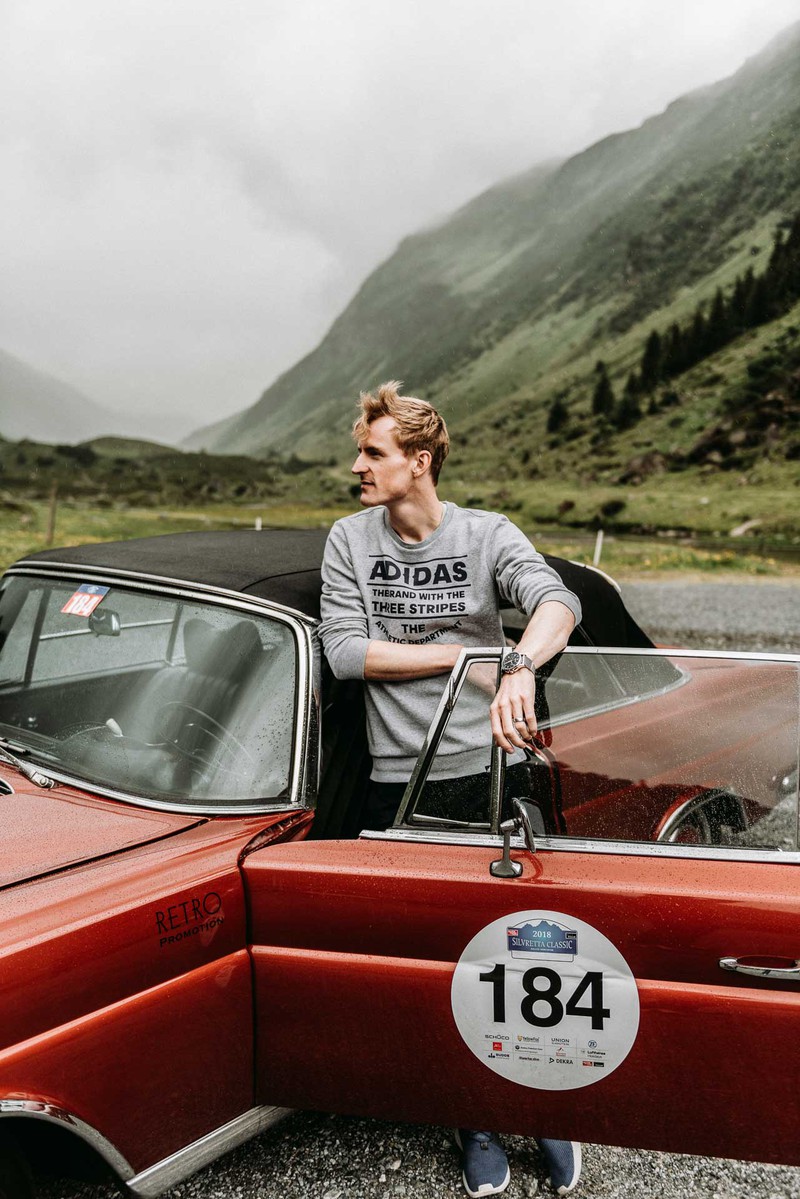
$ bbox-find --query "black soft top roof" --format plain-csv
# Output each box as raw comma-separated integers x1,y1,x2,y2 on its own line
18,528,652,646
22,529,329,618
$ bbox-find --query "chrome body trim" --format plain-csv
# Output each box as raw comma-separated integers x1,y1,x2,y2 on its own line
6,562,317,628
126,1105,292,1197
719,956,800,982
362,826,800,864
554,645,800,664
581,563,622,593
2,763,312,817
0,1099,134,1179
489,742,504,831
1,565,317,816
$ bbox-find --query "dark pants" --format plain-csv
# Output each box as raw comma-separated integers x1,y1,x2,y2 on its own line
364,761,535,832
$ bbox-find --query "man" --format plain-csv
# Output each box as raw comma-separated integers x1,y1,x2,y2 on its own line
319,381,583,1197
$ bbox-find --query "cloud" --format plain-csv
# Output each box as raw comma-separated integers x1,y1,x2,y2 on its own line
1,0,798,438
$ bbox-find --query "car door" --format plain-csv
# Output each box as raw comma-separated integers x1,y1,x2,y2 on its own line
243,647,800,1167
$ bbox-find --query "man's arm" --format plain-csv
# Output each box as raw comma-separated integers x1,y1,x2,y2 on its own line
490,599,575,753
364,639,461,680
488,517,582,754
319,522,463,681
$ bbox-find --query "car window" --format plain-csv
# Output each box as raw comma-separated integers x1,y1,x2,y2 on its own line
0,575,299,808
402,648,800,855
0,584,40,684
409,660,497,828
534,649,683,727
31,586,175,681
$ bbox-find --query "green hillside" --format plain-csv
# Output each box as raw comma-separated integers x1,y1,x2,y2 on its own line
0,437,322,507
87,436,176,459
187,18,800,487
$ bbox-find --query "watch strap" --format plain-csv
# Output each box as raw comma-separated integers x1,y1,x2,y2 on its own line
502,650,535,676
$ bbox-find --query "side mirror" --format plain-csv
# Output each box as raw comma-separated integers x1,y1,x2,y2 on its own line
89,608,121,637
489,797,543,879
513,796,546,850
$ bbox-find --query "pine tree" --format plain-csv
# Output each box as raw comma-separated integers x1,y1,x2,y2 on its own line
706,287,729,352
781,214,800,303
547,395,569,433
730,267,756,334
612,208,800,421
591,362,615,417
767,229,786,288
662,322,685,378
746,274,771,327
685,308,708,368
639,330,663,390
624,370,640,396
614,393,642,430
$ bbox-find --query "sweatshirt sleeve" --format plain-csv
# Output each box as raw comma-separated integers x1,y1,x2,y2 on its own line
318,521,371,680
490,515,582,626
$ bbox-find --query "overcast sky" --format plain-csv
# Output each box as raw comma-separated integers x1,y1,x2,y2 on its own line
2,0,799,441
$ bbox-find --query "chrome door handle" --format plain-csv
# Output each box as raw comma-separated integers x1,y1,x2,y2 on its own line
719,956,800,982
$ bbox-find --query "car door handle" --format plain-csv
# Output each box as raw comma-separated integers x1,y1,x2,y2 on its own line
719,956,800,982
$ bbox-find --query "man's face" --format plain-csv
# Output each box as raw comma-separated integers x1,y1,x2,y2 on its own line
352,415,417,507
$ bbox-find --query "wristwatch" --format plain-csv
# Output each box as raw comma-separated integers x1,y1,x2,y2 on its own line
501,650,535,676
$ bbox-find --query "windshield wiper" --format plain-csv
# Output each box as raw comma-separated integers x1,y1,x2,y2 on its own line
0,736,55,789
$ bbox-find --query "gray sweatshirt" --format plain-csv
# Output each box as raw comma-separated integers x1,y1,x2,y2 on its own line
319,502,582,783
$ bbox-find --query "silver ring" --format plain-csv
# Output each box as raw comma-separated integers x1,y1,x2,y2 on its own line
514,717,527,724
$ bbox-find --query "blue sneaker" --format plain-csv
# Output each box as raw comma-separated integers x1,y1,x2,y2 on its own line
455,1130,511,1197
537,1139,581,1194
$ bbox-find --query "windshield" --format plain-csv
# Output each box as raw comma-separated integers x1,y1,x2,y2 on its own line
403,648,800,853
0,574,298,807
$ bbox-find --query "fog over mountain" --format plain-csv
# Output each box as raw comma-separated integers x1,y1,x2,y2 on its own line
186,16,800,461
2,0,799,444
0,349,132,444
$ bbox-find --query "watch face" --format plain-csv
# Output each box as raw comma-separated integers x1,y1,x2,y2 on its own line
503,651,521,673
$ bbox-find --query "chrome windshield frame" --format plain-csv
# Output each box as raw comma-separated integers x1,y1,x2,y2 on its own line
3,563,318,817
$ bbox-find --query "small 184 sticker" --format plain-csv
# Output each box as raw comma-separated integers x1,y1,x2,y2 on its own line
61,584,110,617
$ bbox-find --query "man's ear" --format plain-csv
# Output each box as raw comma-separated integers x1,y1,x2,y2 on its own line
412,449,432,478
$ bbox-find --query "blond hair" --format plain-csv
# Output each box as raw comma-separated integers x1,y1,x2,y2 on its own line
352,380,450,483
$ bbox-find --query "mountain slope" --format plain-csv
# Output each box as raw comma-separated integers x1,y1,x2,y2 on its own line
190,19,800,460
0,349,125,443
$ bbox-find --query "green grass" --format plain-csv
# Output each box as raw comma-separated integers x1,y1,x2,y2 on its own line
442,467,800,541
2,500,797,580
87,436,176,458
535,535,791,577
0,501,353,574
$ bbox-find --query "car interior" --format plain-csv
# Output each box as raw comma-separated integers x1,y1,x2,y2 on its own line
0,578,297,804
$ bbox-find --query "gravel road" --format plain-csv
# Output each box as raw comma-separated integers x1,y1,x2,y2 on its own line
42,581,800,1199
621,578,799,653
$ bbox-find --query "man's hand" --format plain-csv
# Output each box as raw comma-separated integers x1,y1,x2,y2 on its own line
490,599,576,753
490,668,537,753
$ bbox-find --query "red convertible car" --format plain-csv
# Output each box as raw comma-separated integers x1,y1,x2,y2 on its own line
0,529,796,1197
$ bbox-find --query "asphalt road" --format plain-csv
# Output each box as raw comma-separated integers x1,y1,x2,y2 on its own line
41,580,800,1199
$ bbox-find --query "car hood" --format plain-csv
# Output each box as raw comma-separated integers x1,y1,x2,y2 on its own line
0,767,203,889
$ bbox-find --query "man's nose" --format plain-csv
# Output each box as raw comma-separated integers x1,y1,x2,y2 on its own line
352,454,366,475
